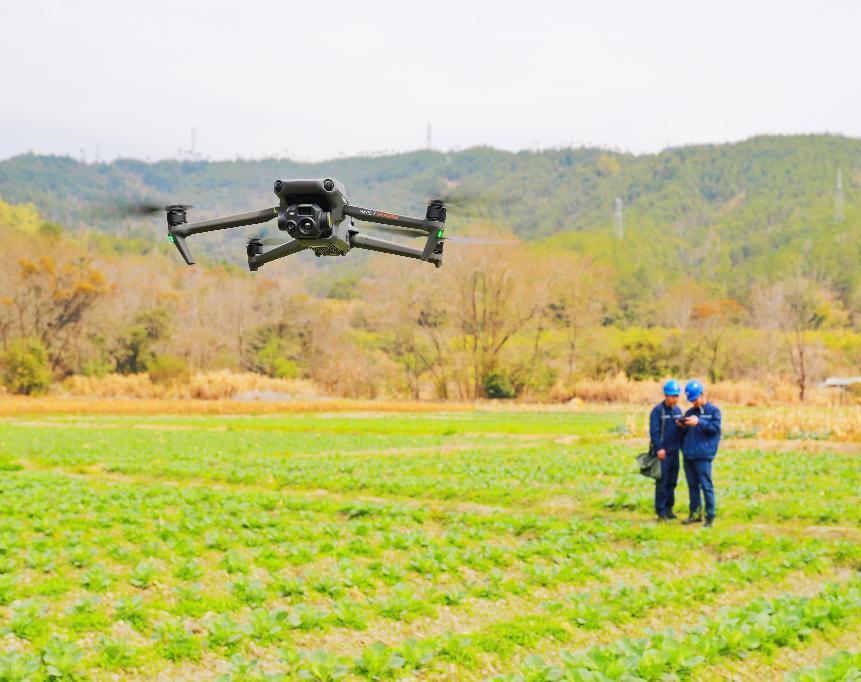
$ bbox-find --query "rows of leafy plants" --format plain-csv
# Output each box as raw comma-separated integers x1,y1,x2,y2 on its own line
493,577,861,682
2,418,859,523
0,412,858,679
785,650,861,681
0,470,848,679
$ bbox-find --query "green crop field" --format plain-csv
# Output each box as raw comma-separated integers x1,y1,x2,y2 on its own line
0,409,858,681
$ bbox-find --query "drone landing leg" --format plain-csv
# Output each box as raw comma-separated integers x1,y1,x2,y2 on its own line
247,238,306,271
350,232,442,268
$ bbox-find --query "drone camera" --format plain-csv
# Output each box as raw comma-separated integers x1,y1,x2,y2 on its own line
278,203,332,239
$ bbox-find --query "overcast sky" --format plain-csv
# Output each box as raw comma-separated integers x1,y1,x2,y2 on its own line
2,0,859,162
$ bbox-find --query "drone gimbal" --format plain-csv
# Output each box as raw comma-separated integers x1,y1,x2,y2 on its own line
165,178,447,270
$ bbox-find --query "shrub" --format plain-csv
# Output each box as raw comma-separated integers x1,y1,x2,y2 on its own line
147,355,190,386
0,337,51,395
253,337,301,379
114,307,172,374
484,372,516,399
623,340,669,380
39,221,64,238
81,357,113,378
509,360,558,398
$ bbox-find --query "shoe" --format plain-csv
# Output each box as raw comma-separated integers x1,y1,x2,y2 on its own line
666,511,678,520
704,517,715,528
682,514,703,525
657,514,668,523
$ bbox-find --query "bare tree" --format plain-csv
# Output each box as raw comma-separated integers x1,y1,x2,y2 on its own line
545,254,614,383
1,247,112,372
446,247,546,398
690,299,744,383
754,277,825,401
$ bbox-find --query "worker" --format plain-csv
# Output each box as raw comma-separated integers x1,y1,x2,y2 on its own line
679,380,722,528
649,379,684,521
649,379,682,522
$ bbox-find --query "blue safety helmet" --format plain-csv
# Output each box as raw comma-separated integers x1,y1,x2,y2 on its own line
662,380,681,397
685,379,705,401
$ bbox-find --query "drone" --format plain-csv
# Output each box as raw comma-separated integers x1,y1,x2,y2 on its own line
129,178,506,271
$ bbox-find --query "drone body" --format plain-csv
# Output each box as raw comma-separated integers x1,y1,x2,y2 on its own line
164,178,452,271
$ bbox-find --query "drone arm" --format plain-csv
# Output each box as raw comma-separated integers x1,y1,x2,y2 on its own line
343,205,446,262
349,231,442,268
169,207,280,265
343,205,435,233
247,238,306,271
172,207,279,238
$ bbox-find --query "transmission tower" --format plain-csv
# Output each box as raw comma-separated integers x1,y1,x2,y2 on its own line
614,197,624,239
835,169,845,222
426,122,432,150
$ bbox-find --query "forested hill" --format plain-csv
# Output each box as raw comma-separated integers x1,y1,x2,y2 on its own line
1,134,860,305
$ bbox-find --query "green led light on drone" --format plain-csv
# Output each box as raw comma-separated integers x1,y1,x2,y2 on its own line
168,234,176,243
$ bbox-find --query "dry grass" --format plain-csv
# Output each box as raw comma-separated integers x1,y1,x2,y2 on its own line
38,372,851,408
557,375,842,407
60,370,320,400
2,372,855,425
620,405,861,442
726,408,861,441
0,396,478,417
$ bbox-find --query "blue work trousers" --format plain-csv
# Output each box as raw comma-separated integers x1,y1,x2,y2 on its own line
655,454,679,516
683,458,716,518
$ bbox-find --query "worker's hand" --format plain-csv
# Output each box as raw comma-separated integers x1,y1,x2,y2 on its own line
686,415,700,426
657,449,666,460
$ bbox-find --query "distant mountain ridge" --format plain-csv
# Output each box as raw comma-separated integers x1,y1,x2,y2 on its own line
1,134,859,306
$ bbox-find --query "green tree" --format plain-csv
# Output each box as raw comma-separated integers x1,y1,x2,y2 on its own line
244,321,309,379
1,337,51,395
114,308,172,374
623,339,669,381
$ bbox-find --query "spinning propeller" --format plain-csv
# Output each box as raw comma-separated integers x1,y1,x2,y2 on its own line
245,234,291,259
368,191,513,250
366,225,515,245
114,202,193,217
